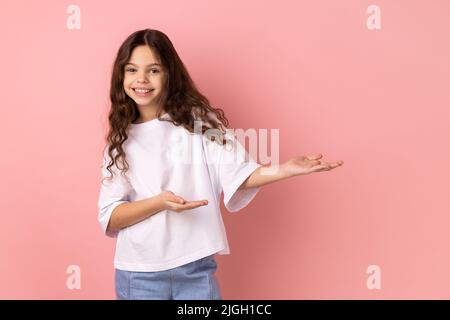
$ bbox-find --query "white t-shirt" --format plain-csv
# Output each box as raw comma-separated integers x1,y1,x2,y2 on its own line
97,112,262,272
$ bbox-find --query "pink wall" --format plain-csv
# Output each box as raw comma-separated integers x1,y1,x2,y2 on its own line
1,0,449,299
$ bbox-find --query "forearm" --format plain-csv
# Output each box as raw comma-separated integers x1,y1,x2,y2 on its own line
107,195,164,233
238,164,290,190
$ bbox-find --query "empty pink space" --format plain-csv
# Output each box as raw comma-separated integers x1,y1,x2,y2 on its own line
0,0,449,299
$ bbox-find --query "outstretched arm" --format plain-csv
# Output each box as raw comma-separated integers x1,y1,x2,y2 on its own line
237,153,344,190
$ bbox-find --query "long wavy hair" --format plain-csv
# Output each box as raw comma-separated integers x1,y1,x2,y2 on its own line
103,29,230,182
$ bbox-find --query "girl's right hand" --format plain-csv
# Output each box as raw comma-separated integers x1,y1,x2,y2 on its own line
158,190,208,213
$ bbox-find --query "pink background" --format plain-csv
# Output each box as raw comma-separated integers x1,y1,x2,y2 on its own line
1,0,449,299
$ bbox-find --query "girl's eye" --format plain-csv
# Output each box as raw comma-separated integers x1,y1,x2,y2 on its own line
125,68,159,73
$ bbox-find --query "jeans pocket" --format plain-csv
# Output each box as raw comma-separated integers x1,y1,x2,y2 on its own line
200,254,217,271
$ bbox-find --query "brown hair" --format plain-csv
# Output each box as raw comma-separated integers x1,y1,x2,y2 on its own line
103,29,229,181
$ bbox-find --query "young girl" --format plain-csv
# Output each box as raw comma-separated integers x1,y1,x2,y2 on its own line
97,29,344,300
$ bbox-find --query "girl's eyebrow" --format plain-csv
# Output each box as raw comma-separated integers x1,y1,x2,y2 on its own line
125,62,161,67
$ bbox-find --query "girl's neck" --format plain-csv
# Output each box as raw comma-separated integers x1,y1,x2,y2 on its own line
134,108,167,124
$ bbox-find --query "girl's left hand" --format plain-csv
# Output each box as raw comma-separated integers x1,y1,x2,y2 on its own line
281,153,344,177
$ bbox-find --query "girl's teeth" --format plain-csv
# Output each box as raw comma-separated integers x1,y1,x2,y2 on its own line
134,89,151,93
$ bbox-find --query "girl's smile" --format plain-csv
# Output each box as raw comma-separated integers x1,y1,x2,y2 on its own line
132,87,155,97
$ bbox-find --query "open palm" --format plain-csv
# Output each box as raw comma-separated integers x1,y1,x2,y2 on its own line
282,153,344,176
159,190,208,213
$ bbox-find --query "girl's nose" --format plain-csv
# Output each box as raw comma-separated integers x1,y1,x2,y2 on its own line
137,71,149,82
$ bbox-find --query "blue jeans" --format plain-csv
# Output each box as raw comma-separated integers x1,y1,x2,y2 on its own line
115,254,222,300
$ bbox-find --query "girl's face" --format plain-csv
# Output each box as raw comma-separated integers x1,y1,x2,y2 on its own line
123,45,166,109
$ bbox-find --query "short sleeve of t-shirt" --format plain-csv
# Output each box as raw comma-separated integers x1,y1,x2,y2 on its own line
215,132,262,212
97,148,134,238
